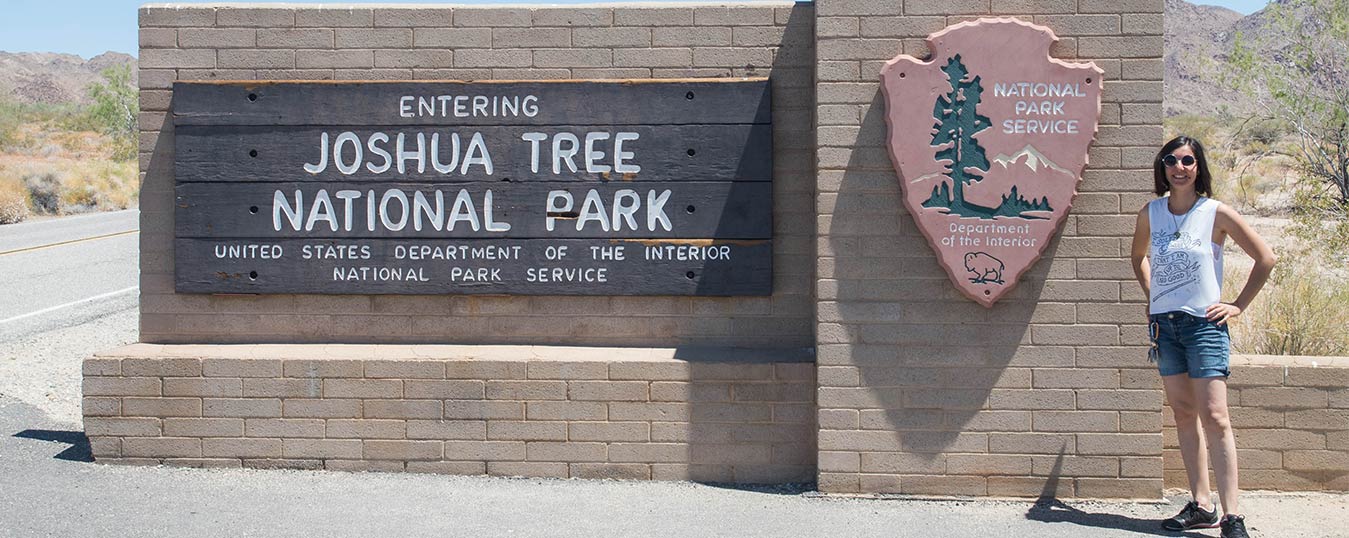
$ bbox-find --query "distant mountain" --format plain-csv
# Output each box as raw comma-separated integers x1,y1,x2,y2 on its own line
1163,0,1312,117
0,51,136,105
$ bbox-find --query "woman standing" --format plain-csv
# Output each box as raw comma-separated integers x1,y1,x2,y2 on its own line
1130,136,1277,538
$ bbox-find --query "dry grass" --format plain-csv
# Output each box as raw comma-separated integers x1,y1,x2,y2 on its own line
0,104,138,217
1225,248,1349,356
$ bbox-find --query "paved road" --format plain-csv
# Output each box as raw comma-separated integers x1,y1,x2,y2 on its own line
0,210,138,337
0,210,139,425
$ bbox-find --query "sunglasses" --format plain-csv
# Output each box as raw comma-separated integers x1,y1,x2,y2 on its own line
1161,154,1196,168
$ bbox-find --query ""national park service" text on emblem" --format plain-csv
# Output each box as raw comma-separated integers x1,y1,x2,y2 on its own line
879,18,1103,307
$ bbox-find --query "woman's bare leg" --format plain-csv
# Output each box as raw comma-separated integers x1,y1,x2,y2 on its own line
1193,376,1239,515
1164,373,1213,509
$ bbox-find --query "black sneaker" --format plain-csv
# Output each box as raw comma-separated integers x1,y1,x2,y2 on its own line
1162,501,1220,531
1221,514,1250,538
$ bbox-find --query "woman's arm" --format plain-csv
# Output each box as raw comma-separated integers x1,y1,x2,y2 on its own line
1130,206,1152,313
1208,203,1278,325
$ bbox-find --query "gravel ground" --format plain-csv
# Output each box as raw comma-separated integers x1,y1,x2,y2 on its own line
0,305,136,426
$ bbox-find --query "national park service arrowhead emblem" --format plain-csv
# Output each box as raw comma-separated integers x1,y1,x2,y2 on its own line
879,18,1102,307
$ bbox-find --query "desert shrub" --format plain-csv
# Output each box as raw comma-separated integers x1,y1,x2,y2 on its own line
85,65,138,161
0,177,30,224
23,170,65,214
1227,250,1349,356
60,160,137,212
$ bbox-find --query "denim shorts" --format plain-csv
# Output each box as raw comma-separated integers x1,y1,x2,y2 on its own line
1148,311,1230,378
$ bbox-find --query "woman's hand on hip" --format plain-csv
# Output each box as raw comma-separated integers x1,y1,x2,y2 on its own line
1206,302,1242,326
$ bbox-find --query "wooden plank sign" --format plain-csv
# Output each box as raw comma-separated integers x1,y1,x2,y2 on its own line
172,79,773,296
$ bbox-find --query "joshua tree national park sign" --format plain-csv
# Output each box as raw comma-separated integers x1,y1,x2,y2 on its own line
880,18,1103,307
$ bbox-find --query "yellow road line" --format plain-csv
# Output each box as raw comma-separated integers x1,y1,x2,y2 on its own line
0,229,138,257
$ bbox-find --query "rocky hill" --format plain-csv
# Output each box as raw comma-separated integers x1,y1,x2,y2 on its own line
0,51,136,106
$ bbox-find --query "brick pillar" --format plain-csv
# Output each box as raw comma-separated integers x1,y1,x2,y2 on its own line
813,0,1165,498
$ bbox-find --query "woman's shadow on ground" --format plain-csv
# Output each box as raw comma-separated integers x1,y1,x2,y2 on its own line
1025,453,1209,537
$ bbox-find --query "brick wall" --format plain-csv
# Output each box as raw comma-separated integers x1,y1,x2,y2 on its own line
1164,356,1349,492
138,3,815,347
85,344,815,481
813,0,1165,498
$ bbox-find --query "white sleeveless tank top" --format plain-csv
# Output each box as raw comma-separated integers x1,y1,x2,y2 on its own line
1148,197,1224,316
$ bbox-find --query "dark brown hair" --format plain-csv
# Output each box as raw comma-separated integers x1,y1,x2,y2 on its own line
1153,136,1213,196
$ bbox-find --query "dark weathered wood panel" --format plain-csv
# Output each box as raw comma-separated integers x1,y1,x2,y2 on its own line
175,181,772,239
175,238,772,295
172,79,771,126
174,124,772,183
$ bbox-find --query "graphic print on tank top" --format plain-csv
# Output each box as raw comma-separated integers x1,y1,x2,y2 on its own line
1150,227,1203,302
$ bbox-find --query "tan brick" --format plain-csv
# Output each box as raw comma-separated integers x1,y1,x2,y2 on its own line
608,362,690,381
1286,367,1349,388
326,419,406,439
257,28,333,48
84,417,161,437
1235,429,1324,450
325,379,401,399
203,359,281,378
364,400,441,420
282,439,360,459
404,380,484,399
608,443,687,463
363,360,444,379
1240,387,1328,409
284,359,362,378
295,8,372,27
444,400,523,420
140,7,215,27
569,422,648,442
571,463,651,480
203,398,280,418
123,358,201,377
819,409,860,429
84,377,160,397
990,433,1076,454
406,420,485,440
650,382,730,402
614,8,693,26
487,421,567,441
1033,411,1118,432
990,389,1075,410
164,378,242,398
163,418,243,437
216,7,295,27
1075,478,1162,499
295,50,373,69
123,397,203,418
124,437,201,458
488,461,568,478
572,27,651,48
245,418,325,438
373,8,451,27
566,381,647,401
526,442,606,462
82,397,120,417
364,440,442,461
242,459,323,471
178,28,256,48
83,358,121,376
526,361,608,380
1284,409,1349,431
533,8,612,26
445,441,526,461
283,399,360,418
486,380,566,400
202,438,281,459
454,8,531,27
526,401,606,421
414,28,492,48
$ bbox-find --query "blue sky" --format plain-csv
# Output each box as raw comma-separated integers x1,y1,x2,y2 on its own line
0,0,1271,58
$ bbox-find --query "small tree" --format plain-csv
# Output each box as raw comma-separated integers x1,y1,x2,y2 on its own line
930,55,993,215
1226,0,1349,255
86,64,138,160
